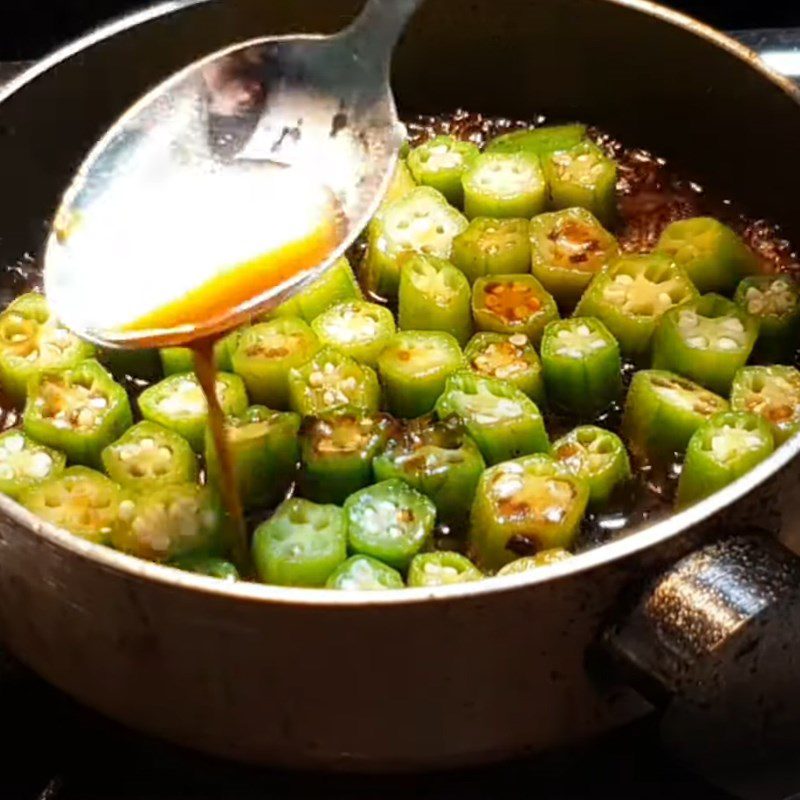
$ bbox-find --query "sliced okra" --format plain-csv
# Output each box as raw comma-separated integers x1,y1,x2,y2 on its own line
325,555,405,591
450,217,531,284
485,124,587,158
311,300,396,367
730,365,800,445
465,332,544,404
734,275,800,362
160,327,245,376
407,135,480,206
461,152,547,220
496,549,574,576
0,429,65,499
407,551,483,587
377,158,417,215
171,554,240,581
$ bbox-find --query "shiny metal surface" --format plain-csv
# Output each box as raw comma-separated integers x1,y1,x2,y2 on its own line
1,0,800,770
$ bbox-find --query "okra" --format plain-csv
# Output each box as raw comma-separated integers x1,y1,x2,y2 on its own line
102,420,197,491
622,369,729,461
407,551,483,587
656,217,759,294
552,426,631,507
575,253,698,358
311,300,396,367
373,416,486,525
0,292,95,404
543,141,617,225
485,124,587,158
365,187,468,300
20,466,124,544
231,317,320,409
407,135,480,206
344,478,436,570
529,208,619,307
0,429,65,499
465,332,544,403
160,327,245,376
377,330,464,418
734,275,800,362
252,498,348,587
205,405,301,511
137,371,248,452
288,347,380,417
450,217,531,284
730,365,800,445
676,411,774,507
469,454,589,571
112,483,225,562
435,371,549,465
298,412,395,505
398,254,472,345
23,359,133,468
462,152,547,220
170,554,240,581
472,274,559,346
377,158,417,214
325,555,405,591
496,549,573,575
652,294,758,395
540,317,622,417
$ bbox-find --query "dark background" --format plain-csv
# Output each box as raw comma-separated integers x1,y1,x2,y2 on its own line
0,0,798,60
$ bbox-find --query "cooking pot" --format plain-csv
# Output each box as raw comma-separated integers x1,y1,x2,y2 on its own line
1,0,800,773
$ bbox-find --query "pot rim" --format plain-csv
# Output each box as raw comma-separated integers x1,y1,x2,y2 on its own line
2,0,799,608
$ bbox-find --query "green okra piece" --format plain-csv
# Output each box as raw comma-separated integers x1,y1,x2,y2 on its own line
325,555,405,591
469,454,589,571
170,554,240,582
377,330,464,418
472,274,559,346
575,253,698,359
288,347,380,417
652,293,758,395
159,327,245,376
298,411,396,505
435,371,549,465
112,483,226,562
464,331,544,404
252,497,348,587
373,416,486,526
462,152,547,220
311,300,396,367
496,549,574,576
20,466,124,545
621,369,729,461
529,208,619,308
231,317,320,409
730,365,800,445
23,359,133,468
540,317,622,417
0,292,95,405
543,141,617,225
0,429,65,499
398,253,472,345
377,159,417,214
486,124,587,158
205,405,301,511
450,217,531,284
407,551,483,587
676,411,774,508
656,217,759,294
365,187,468,300
407,135,480,206
102,420,197,491
552,425,631,508
345,478,436,570
137,371,248,452
734,274,800,362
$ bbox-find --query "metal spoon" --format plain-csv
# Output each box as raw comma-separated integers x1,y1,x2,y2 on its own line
43,0,425,348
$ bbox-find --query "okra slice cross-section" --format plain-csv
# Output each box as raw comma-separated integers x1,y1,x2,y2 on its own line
540,317,622,417
311,300,396,367
730,365,800,445
0,429,65,499
407,551,483,587
677,411,774,507
450,218,531,285
23,359,133,468
102,420,197,491
469,454,589,571
652,293,758,395
552,426,631,507
398,254,472,345
435,371,549,465
464,332,544,404
472,274,559,347
344,478,436,570
325,555,405,591
622,369,729,461
251,498,348,587
462,152,547,220
407,135,480,206
734,275,800,362
575,253,698,358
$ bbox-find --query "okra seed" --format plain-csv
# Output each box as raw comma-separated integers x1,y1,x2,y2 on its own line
686,335,708,349
27,453,52,477
3,434,24,454
716,337,739,352
0,465,15,480
309,372,324,388
509,334,527,347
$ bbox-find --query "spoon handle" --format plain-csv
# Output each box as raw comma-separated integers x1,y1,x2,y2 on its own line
345,0,427,68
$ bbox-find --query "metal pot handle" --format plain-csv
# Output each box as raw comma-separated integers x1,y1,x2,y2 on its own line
602,533,800,797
